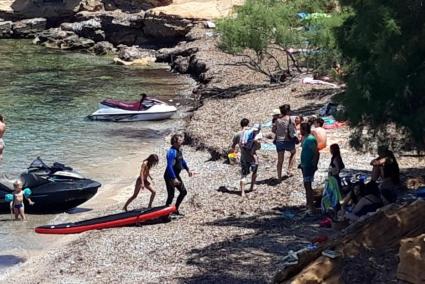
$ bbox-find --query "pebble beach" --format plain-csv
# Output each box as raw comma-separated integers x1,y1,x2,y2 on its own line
4,27,425,284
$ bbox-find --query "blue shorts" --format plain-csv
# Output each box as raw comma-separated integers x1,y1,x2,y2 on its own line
14,204,23,209
301,167,316,183
276,140,296,152
241,161,258,177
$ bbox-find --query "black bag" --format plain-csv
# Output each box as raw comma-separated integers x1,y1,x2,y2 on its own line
287,118,300,144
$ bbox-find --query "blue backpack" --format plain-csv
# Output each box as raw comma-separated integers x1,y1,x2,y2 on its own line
240,129,257,150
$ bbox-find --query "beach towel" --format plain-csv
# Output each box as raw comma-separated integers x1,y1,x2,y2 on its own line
321,176,342,213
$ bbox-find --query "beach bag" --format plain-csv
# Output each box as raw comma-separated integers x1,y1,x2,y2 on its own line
321,176,342,213
286,118,299,144
239,129,257,150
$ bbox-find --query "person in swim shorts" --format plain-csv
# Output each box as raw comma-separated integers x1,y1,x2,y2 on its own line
272,104,297,179
11,180,34,221
299,122,319,213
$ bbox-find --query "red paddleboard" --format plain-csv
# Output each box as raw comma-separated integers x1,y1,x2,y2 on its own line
35,205,176,234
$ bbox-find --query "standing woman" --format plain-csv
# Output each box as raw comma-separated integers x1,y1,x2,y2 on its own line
164,134,192,216
272,104,297,179
329,143,345,187
123,154,158,211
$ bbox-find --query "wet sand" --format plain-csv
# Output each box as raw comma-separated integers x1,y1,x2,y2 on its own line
0,138,167,281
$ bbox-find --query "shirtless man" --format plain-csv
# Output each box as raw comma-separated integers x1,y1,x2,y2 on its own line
0,115,5,160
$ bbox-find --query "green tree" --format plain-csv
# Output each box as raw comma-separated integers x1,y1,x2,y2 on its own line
336,0,425,148
217,0,345,82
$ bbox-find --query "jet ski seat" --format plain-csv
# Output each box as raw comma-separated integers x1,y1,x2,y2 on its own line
101,99,141,111
21,173,49,188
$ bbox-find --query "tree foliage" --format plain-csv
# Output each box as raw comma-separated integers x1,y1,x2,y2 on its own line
336,0,425,148
216,0,346,81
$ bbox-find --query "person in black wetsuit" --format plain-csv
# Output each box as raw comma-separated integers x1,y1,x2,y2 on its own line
139,93,147,110
164,134,192,216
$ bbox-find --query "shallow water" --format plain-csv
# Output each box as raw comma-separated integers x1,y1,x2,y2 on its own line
0,39,193,274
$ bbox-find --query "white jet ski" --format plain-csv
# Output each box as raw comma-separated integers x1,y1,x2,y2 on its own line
88,98,177,122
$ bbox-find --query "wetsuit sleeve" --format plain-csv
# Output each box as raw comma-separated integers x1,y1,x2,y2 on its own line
182,159,189,171
166,149,177,180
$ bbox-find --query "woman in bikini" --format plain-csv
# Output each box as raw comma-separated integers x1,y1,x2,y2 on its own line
123,154,159,211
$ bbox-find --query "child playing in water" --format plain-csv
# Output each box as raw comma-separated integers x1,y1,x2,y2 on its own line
11,180,34,221
123,154,159,211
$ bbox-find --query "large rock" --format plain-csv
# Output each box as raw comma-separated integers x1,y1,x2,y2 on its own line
12,18,46,37
89,41,116,55
0,21,12,37
143,12,193,42
118,45,155,61
34,27,94,50
156,46,198,62
0,0,82,19
397,234,425,284
78,0,104,12
61,19,105,42
103,0,172,12
76,10,146,46
171,55,190,73
60,35,95,49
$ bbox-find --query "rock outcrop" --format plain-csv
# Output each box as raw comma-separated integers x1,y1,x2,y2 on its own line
117,45,155,61
0,17,46,38
75,10,147,46
397,234,425,284
0,20,12,37
12,17,46,37
0,0,82,19
157,45,209,82
103,0,172,12
143,12,193,42
89,40,116,55
34,27,95,50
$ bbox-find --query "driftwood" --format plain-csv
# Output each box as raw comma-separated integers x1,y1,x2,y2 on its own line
273,199,425,283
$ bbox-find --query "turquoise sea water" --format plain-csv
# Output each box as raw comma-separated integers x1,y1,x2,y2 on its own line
0,39,192,275
0,39,191,175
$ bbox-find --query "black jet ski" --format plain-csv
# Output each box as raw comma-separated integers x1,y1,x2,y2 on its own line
0,157,101,213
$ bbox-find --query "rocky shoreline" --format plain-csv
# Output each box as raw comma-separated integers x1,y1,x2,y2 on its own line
1,1,425,283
